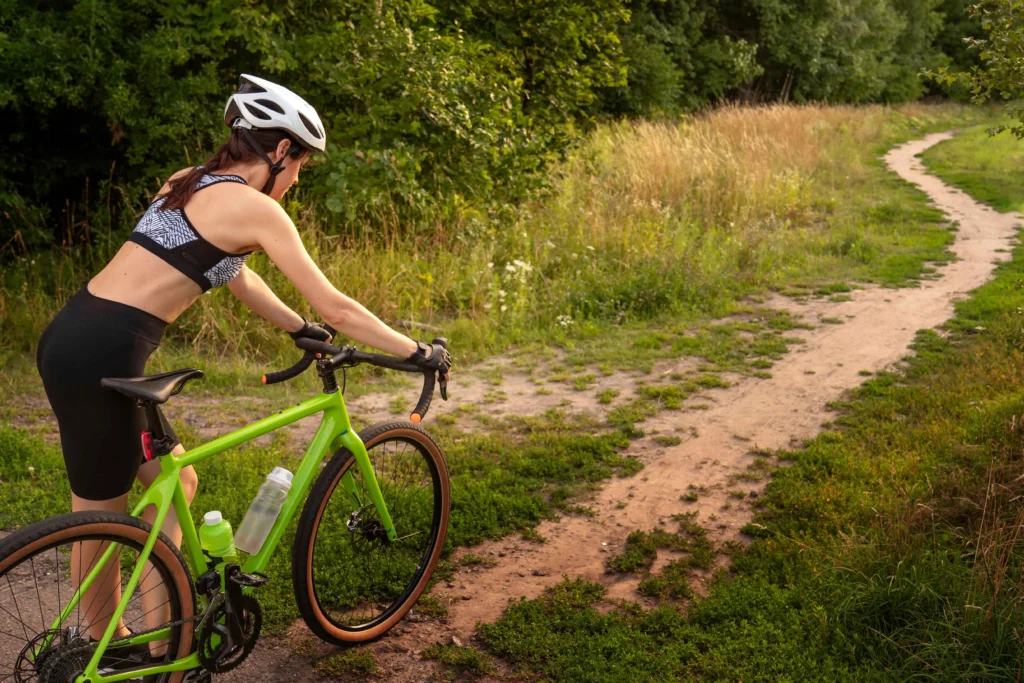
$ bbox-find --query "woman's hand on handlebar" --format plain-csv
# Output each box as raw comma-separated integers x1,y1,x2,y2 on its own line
406,341,452,377
289,318,333,343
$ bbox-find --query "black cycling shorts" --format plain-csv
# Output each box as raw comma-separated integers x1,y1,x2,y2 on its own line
36,286,180,501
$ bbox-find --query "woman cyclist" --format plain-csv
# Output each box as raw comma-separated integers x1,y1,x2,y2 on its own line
34,74,451,671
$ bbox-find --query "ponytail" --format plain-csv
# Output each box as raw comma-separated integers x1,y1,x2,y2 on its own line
159,128,309,211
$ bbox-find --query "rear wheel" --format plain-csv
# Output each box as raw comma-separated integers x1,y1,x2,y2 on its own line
0,511,195,683
292,421,450,645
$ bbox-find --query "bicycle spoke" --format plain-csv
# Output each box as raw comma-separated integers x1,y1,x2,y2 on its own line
55,546,61,634
3,575,28,640
76,538,107,635
30,557,45,635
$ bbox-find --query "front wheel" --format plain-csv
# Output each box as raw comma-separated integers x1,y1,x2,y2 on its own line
292,421,450,645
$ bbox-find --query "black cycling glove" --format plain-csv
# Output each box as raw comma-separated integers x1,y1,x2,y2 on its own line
406,341,452,375
289,318,332,343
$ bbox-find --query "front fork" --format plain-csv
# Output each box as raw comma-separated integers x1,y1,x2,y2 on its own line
333,430,397,542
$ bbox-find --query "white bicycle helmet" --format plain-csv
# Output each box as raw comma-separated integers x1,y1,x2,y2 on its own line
224,74,326,152
223,74,326,195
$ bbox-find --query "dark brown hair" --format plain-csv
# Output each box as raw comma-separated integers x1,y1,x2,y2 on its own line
160,128,309,210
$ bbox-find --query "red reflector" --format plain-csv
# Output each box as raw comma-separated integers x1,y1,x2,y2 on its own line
140,430,154,461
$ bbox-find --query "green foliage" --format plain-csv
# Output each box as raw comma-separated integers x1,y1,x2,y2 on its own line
927,0,1024,134
431,0,629,131
0,425,70,526
599,0,761,116
0,0,1002,255
719,0,947,103
240,0,542,225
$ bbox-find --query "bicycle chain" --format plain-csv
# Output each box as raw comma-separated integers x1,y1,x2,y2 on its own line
35,604,213,681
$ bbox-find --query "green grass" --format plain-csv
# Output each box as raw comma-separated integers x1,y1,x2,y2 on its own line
478,128,1024,682
313,649,380,678
423,644,494,676
920,123,1024,212
0,407,639,632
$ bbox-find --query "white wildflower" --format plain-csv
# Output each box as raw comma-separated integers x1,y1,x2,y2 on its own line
487,262,494,268
505,264,516,273
586,245,595,252
501,305,508,312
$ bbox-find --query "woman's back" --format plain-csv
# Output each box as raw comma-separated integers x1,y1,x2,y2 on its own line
89,169,266,323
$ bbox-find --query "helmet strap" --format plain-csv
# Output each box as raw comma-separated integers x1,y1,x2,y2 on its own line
239,127,287,195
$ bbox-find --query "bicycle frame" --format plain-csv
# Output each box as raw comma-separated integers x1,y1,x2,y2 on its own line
59,388,396,683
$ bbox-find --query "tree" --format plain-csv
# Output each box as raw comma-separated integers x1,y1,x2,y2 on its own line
599,0,761,117
933,0,1024,135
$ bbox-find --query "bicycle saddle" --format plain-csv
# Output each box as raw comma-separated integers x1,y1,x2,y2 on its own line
101,368,204,405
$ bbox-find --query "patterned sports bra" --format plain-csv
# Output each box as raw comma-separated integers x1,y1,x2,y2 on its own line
129,172,252,292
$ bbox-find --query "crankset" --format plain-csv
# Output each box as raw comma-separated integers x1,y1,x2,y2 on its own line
196,593,262,673
195,565,267,673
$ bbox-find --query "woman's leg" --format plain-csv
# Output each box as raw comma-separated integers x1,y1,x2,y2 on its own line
71,492,132,641
135,446,198,656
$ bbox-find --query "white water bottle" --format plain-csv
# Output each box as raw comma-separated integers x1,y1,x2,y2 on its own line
234,467,293,554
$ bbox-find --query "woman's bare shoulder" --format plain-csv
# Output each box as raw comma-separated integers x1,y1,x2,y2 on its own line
153,167,198,198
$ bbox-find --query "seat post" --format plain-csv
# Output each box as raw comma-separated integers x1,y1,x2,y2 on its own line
141,401,176,458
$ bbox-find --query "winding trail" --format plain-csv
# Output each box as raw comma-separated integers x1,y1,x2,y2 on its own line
425,131,1023,634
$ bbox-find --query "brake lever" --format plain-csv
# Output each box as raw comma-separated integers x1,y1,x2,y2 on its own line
439,371,449,401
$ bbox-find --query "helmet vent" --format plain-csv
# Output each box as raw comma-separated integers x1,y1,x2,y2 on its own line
244,103,272,121
298,112,323,139
237,82,268,95
255,98,285,114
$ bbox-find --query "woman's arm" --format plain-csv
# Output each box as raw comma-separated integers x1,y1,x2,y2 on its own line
252,201,419,359
226,265,305,333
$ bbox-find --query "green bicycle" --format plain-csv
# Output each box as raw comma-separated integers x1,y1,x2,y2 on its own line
0,333,452,683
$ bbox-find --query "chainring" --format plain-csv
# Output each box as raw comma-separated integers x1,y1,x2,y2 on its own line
196,593,262,673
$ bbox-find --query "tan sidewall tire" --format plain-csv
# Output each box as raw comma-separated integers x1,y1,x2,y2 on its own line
301,423,450,644
0,513,196,683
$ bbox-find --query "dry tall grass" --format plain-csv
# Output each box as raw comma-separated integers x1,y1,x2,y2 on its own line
0,103,989,368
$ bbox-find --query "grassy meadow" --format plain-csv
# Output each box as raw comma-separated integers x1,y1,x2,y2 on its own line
0,103,993,392
1,104,1019,678
474,120,1024,680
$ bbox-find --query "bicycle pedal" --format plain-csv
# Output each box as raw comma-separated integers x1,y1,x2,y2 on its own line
228,570,270,588
183,668,212,683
